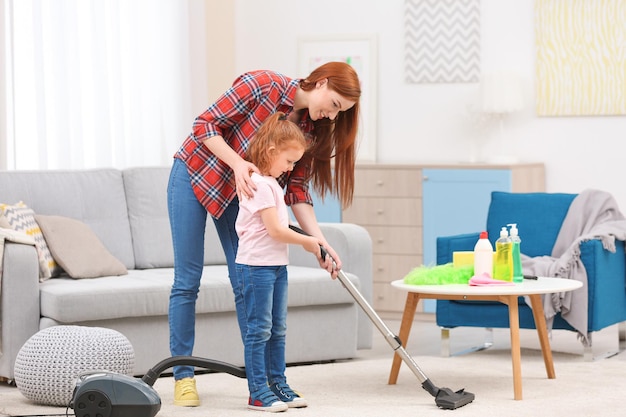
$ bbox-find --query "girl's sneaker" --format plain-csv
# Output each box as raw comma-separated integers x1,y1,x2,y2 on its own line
269,382,308,408
248,387,288,412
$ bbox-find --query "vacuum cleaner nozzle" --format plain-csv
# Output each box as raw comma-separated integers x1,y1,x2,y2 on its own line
422,379,474,410
434,387,475,410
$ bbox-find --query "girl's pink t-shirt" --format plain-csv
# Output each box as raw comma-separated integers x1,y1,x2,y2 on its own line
235,173,290,266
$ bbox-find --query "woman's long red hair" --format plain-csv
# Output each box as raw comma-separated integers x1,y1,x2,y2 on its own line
300,61,361,209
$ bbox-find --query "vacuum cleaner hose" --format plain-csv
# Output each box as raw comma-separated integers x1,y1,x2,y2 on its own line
141,356,246,386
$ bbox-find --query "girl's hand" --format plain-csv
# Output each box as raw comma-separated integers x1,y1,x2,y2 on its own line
303,236,324,259
234,159,260,200
302,236,342,280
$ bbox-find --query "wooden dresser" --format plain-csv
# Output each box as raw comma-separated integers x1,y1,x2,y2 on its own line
342,163,545,315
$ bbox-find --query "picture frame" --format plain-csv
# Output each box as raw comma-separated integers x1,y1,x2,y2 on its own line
297,34,378,163
535,0,626,116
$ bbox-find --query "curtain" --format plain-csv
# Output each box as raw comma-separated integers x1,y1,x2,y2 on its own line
3,0,199,170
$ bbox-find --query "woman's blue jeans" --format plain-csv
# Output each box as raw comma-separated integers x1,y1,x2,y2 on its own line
167,158,246,380
236,264,288,394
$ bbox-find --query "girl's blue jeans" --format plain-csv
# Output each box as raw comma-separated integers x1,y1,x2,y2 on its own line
167,158,246,380
236,264,288,395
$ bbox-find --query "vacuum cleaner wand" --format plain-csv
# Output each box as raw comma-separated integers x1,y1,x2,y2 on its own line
289,225,475,410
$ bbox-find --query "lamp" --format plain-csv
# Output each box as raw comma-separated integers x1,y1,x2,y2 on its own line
480,71,524,163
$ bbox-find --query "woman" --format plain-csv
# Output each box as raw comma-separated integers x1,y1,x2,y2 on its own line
167,61,361,407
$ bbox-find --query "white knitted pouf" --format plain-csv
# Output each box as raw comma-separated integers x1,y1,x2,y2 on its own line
14,325,135,406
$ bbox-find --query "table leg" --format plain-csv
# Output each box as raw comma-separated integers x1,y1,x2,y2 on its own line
505,295,523,400
528,294,556,379
388,292,420,385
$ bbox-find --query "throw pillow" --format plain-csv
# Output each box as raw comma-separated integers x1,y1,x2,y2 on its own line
0,215,11,229
0,201,57,280
35,215,128,279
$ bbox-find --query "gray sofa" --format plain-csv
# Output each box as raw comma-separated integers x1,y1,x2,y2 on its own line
0,167,373,381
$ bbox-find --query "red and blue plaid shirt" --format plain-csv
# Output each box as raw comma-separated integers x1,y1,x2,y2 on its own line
174,70,315,219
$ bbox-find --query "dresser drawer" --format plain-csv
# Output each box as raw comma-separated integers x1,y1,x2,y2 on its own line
366,225,422,255
354,169,422,198
343,197,421,226
373,254,421,284
373,282,412,312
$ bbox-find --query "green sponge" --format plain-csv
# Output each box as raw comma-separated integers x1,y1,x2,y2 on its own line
403,263,473,285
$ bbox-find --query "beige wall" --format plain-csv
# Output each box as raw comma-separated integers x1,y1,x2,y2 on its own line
233,0,626,213
205,0,235,102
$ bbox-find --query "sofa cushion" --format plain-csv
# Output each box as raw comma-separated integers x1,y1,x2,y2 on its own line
0,169,135,269
486,191,577,257
39,266,358,323
0,201,57,279
35,215,127,279
123,166,226,268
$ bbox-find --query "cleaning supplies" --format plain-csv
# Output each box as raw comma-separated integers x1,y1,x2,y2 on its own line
494,227,512,281
508,223,523,283
473,231,493,277
469,274,515,286
403,263,474,285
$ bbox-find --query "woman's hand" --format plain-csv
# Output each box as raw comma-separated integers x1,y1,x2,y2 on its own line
233,159,260,200
319,241,342,279
291,203,343,279
202,135,259,200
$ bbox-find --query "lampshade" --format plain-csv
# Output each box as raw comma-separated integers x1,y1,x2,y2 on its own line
480,71,524,114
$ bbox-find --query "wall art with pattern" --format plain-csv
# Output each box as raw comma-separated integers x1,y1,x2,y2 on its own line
536,0,626,116
298,35,378,162
405,0,481,84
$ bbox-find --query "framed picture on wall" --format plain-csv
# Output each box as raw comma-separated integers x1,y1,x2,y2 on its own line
535,0,626,116
297,34,378,163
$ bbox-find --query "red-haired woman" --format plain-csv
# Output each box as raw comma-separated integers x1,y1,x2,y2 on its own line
167,62,361,407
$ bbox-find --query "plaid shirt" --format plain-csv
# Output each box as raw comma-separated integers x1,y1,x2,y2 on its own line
174,70,315,219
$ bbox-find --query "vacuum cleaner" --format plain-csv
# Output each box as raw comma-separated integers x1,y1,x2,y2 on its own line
70,226,474,416
71,356,246,417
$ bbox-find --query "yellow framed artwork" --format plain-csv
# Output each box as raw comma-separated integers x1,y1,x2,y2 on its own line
536,0,626,116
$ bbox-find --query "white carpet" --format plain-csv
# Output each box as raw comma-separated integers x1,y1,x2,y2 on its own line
2,346,625,417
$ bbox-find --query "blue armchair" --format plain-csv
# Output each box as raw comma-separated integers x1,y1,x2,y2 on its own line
436,191,626,360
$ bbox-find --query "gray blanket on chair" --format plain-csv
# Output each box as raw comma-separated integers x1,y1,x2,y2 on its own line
521,189,626,346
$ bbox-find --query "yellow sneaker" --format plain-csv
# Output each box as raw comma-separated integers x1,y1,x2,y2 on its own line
174,377,200,407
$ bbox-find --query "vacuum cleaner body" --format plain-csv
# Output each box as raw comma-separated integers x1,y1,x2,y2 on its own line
71,371,161,417
70,356,246,417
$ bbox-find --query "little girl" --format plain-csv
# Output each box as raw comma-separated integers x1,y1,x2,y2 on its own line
235,112,324,412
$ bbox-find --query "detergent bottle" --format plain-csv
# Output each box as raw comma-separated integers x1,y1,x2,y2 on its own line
494,227,513,281
508,223,523,283
473,231,493,277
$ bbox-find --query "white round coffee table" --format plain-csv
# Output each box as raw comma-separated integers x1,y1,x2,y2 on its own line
388,277,583,400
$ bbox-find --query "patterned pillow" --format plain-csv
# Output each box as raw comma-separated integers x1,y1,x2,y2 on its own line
0,201,58,280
